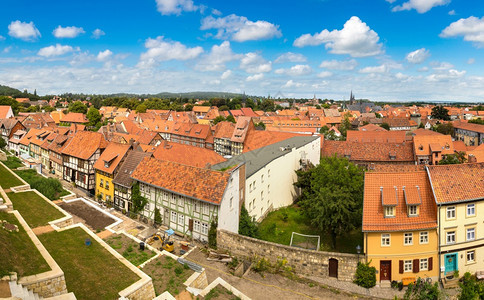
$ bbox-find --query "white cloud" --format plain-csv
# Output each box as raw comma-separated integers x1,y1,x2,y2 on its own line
92,29,105,39
468,58,475,64
319,59,358,70
448,10,456,15
246,73,264,81
440,16,484,45
283,80,305,88
38,44,74,57
195,41,241,71
385,0,397,3
138,36,203,67
240,52,272,73
293,16,383,57
8,20,41,41
406,48,430,64
3,46,12,53
395,72,409,80
53,26,85,38
0,35,5,41
431,61,454,70
155,0,198,15
221,70,232,80
427,69,466,82
317,71,333,78
97,49,113,61
211,9,222,16
274,64,312,76
201,14,282,42
418,66,429,72
359,65,388,74
392,0,450,13
274,52,307,63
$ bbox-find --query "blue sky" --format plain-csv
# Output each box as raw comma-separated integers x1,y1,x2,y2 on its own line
0,0,483,101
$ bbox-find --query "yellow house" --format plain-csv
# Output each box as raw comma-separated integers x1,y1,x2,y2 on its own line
93,142,131,203
363,171,439,285
427,163,484,279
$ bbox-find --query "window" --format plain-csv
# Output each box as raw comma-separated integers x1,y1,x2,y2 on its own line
249,183,252,192
404,233,413,245
467,250,475,263
467,228,475,241
194,220,200,232
171,211,177,222
409,205,417,216
447,206,456,219
201,222,208,235
267,185,270,194
404,260,412,272
230,197,233,209
178,214,184,225
467,204,476,217
420,258,428,271
105,181,109,190
203,203,209,214
420,231,429,244
384,206,395,217
170,194,176,204
194,202,199,213
99,178,103,187
261,174,264,183
268,169,270,177
446,231,456,244
381,234,391,246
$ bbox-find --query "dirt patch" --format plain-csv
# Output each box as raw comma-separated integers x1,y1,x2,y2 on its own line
186,248,366,300
142,255,193,296
103,234,156,266
0,281,11,298
59,201,115,231
32,225,54,235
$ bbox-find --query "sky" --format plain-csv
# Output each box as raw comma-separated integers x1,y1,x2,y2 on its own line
0,0,484,101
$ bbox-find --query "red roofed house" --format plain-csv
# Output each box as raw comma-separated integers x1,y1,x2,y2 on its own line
0,106,14,119
131,157,244,241
363,171,438,284
413,134,454,165
61,112,88,125
153,141,225,168
453,120,484,147
62,131,108,194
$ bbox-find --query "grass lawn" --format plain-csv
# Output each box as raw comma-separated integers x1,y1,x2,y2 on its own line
0,163,23,188
142,255,192,296
258,206,364,254
0,211,50,278
3,156,24,169
203,285,240,300
14,169,69,200
7,191,65,228
104,234,156,266
38,227,140,300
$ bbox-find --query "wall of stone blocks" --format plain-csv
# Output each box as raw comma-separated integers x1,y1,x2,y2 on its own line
217,230,362,282
22,274,68,298
123,280,156,300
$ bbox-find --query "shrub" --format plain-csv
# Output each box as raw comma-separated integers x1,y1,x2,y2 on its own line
4,156,23,169
252,257,269,275
458,272,484,300
15,169,66,200
404,278,441,300
208,219,217,249
281,209,289,222
174,266,183,276
353,262,376,289
238,205,258,238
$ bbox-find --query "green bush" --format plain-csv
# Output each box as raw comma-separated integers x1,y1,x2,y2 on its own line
174,266,183,276
208,219,217,249
353,262,376,289
3,156,23,169
15,169,68,200
404,278,441,300
458,272,484,300
238,205,258,238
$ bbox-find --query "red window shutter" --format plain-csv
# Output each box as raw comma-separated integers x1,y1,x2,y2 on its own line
399,260,404,274
413,259,419,273
428,257,433,271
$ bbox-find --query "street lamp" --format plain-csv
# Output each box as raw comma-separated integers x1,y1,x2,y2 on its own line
356,245,361,264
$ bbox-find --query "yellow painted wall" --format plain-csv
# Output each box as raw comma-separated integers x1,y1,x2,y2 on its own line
95,172,114,202
365,230,438,282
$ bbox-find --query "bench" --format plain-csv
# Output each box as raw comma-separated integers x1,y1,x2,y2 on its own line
476,271,484,280
402,277,416,286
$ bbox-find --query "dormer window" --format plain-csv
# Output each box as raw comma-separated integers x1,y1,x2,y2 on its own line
408,205,418,216
384,206,395,217
418,145,423,151
104,162,110,168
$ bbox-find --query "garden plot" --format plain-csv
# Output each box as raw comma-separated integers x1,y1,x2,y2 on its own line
142,255,193,296
104,234,157,267
59,200,116,231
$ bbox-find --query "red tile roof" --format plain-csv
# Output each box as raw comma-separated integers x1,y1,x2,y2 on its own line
426,162,484,204
131,157,231,204
453,120,484,134
358,124,387,132
62,131,108,160
243,130,304,152
152,141,225,168
347,130,406,143
414,135,454,156
213,121,235,139
323,141,415,163
93,142,131,174
61,113,88,124
363,171,437,232
0,106,12,119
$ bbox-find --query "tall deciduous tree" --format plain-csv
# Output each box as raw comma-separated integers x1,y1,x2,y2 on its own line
431,105,450,121
87,107,102,128
69,101,88,114
296,155,364,249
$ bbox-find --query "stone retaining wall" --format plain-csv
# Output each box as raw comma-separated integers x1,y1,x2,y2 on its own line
217,229,362,282
120,280,156,300
21,274,68,297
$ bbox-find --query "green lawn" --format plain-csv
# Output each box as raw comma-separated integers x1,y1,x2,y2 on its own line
258,206,364,254
39,227,140,300
0,211,50,278
0,163,23,188
14,169,69,200
8,191,65,228
3,156,24,169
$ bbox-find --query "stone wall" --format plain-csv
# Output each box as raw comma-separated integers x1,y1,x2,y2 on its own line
217,229,362,282
186,270,208,290
20,274,68,298
120,280,156,300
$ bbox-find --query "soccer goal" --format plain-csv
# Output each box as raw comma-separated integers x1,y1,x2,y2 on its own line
290,232,321,251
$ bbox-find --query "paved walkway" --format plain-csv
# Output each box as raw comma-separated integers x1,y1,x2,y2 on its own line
32,225,55,236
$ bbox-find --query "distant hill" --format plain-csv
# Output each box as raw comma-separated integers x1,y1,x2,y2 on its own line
0,85,24,97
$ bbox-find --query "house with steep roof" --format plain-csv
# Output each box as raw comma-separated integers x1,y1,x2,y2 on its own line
0,106,14,119
8,129,27,156
153,141,225,168
413,134,454,165
94,142,132,204
453,120,484,147
61,131,108,194
131,157,244,241
347,130,406,143
47,134,72,177
363,171,438,284
60,112,88,125
0,119,25,145
426,163,484,279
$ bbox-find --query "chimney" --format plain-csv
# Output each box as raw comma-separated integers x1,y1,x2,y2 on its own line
468,154,477,163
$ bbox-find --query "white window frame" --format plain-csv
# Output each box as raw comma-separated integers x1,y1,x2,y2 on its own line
467,228,475,241
447,206,456,219
420,258,428,271
171,211,177,222
467,250,475,263
419,231,429,244
409,205,417,216
467,204,476,217
446,231,456,244
404,260,412,272
178,214,184,226
193,220,200,232
404,232,413,245
201,222,208,235
384,206,395,217
381,234,391,247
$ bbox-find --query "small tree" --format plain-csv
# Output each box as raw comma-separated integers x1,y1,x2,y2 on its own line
0,138,6,150
380,123,390,130
431,105,450,121
226,115,236,123
212,116,225,125
439,152,467,165
354,262,376,288
87,107,102,128
239,205,258,238
131,182,148,213
154,207,162,225
404,278,441,300
208,219,217,249
69,101,88,114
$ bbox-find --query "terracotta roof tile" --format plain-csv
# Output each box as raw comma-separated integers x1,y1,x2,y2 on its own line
347,131,406,143
93,142,131,174
131,157,230,204
61,113,88,124
152,141,225,168
414,135,454,156
427,162,484,204
453,120,484,134
363,171,437,232
113,150,152,187
243,129,304,152
358,124,387,131
323,141,415,162
62,131,108,160
213,121,235,139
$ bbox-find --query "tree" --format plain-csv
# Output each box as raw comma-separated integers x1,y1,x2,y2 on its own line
469,119,484,125
439,151,467,165
380,123,390,130
131,182,148,213
239,205,258,238
296,155,364,249
212,116,226,125
87,107,102,128
319,125,329,135
226,115,236,123
154,207,162,225
69,101,87,114
255,122,266,130
431,105,450,121
418,122,425,129
338,113,352,138
0,96,19,115
0,138,6,150
136,104,147,113
208,219,217,249
458,272,484,300
354,262,376,288
433,123,453,135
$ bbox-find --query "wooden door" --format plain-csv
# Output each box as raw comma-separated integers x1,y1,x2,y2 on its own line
329,258,338,278
380,260,392,281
